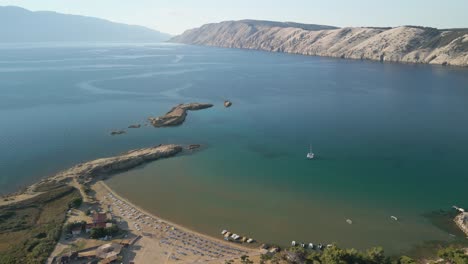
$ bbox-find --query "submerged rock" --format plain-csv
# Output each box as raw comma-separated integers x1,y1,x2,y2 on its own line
110,130,126,135
128,124,141,128
188,144,201,150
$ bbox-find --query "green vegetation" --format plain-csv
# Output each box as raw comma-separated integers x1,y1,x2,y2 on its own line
0,186,81,264
82,185,92,194
68,197,82,208
240,255,254,264
261,244,467,264
437,246,468,264
32,181,66,193
63,221,86,234
89,225,120,239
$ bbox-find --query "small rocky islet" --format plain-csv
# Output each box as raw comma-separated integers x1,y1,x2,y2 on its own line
108,102,213,136
148,103,213,127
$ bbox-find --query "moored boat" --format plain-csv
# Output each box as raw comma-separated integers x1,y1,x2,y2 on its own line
307,144,315,159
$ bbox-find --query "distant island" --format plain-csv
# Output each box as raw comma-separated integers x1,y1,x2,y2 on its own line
0,6,170,42
171,19,468,67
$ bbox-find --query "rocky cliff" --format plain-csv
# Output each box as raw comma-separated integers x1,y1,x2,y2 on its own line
171,20,468,67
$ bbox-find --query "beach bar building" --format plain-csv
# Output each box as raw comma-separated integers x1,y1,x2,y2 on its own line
88,212,108,229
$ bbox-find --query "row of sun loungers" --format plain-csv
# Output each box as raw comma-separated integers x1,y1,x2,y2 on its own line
103,192,248,262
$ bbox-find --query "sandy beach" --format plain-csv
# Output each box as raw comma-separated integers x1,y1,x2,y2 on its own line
94,180,259,263
18,144,262,263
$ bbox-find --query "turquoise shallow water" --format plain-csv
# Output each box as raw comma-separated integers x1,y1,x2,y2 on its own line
0,43,467,253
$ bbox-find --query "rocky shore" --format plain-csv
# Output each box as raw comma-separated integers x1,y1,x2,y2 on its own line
455,212,468,237
148,103,213,127
22,144,183,195
171,20,468,67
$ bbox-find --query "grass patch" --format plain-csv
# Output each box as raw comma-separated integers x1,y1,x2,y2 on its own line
0,186,81,264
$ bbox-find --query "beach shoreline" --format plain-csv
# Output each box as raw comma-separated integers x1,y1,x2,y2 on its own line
0,143,259,263
97,180,256,252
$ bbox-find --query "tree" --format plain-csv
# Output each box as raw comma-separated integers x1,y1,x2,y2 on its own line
89,227,106,239
105,225,120,236
69,197,82,208
63,221,85,234
260,253,271,264
240,255,254,264
365,247,389,264
437,246,468,264
270,253,283,264
396,256,417,264
320,245,348,264
306,250,322,263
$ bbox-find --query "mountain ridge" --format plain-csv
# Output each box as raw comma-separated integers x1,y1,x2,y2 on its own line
171,20,468,67
0,6,171,42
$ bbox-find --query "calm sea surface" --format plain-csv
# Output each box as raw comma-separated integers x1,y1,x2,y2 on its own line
1,43,467,253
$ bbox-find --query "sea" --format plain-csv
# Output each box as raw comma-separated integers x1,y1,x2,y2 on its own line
1,42,467,254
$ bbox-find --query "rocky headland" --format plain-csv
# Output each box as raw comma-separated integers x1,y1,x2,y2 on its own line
148,103,213,127
455,212,468,237
171,20,468,67
15,144,184,197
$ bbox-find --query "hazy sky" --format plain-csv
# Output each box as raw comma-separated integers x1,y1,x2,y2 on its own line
2,0,467,34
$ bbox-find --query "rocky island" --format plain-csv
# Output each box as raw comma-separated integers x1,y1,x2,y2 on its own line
148,103,213,127
171,20,468,67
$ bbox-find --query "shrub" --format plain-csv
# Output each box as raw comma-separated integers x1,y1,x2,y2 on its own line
69,198,83,208
437,246,468,264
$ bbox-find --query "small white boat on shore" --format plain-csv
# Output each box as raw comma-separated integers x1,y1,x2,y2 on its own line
307,145,315,159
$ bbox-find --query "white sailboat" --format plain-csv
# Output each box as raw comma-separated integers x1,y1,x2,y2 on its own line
307,145,315,159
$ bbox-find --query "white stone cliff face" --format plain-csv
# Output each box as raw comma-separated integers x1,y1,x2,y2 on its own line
171,20,468,67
